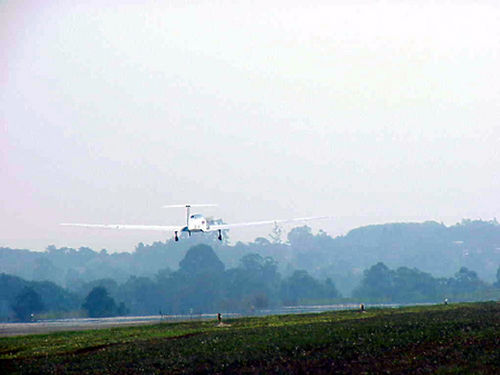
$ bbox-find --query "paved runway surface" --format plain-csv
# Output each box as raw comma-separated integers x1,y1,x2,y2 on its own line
0,314,223,337
0,303,419,337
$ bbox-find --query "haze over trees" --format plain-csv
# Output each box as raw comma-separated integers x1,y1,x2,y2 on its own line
0,220,499,320
2,219,499,294
0,273,79,321
352,263,492,303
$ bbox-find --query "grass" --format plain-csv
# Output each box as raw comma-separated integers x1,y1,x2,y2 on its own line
1,302,498,374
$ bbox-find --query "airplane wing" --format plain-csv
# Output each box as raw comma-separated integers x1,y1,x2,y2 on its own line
60,223,182,232
207,216,330,231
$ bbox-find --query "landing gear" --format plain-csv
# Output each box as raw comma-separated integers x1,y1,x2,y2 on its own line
174,231,179,242
217,229,222,241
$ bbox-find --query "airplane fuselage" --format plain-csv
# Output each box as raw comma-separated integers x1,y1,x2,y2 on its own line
183,214,210,233
174,213,222,241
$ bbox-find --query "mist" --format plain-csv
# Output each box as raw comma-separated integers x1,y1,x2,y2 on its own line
2,1,499,252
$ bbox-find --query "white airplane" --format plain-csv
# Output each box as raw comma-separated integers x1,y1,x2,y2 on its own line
61,204,329,242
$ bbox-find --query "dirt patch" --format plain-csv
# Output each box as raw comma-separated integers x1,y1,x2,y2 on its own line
71,344,114,355
164,332,202,340
69,332,202,356
0,348,21,356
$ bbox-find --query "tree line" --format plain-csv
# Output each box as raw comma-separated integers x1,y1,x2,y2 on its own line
1,219,499,299
1,244,499,321
352,262,498,303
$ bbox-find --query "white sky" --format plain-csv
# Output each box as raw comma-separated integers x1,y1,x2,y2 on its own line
2,0,499,252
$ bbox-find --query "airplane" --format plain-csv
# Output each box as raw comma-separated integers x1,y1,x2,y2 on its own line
61,204,329,242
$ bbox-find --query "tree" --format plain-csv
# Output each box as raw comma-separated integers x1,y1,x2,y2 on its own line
31,281,80,312
119,276,160,316
392,267,440,302
82,287,119,317
12,287,44,321
280,270,338,305
224,254,281,311
179,244,225,275
269,223,283,244
77,278,119,300
287,226,313,248
324,278,341,299
171,245,226,313
446,267,488,295
495,266,500,288
352,262,395,302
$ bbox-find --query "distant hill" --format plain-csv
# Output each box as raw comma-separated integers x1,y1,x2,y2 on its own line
274,219,499,293
330,219,499,281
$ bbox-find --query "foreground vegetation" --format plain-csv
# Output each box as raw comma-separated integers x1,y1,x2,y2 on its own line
1,302,498,374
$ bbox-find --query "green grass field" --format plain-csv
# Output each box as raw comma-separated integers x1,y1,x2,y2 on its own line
1,302,498,374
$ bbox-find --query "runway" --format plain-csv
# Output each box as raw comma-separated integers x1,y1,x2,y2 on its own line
0,314,232,337
0,303,425,337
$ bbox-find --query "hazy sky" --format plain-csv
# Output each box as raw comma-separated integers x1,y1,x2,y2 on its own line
2,0,499,252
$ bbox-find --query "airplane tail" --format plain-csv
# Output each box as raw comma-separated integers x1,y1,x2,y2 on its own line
162,204,218,208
